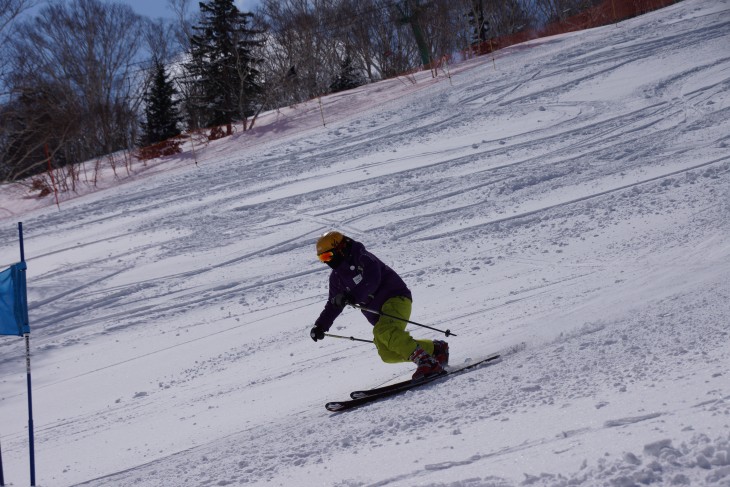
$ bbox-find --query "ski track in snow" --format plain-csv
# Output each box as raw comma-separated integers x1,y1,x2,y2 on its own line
0,1,729,486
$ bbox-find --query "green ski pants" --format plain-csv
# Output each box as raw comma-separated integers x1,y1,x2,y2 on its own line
372,296,434,363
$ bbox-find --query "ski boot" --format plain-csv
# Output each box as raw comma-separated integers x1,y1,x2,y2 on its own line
432,340,449,367
410,346,444,380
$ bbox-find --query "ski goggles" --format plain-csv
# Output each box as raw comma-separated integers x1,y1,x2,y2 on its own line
317,250,335,262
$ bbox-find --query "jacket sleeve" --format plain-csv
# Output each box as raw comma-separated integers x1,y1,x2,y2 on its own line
314,273,344,331
349,251,382,305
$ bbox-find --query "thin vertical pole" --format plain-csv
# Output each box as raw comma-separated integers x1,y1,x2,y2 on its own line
18,222,25,261
25,335,35,486
1,435,5,486
18,223,35,486
189,131,199,166
318,96,326,127
0,226,4,486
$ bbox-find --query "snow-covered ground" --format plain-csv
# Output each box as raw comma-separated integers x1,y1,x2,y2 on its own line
1,0,729,485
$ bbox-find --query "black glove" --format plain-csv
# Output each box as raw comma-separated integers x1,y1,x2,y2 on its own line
310,324,325,342
331,293,352,309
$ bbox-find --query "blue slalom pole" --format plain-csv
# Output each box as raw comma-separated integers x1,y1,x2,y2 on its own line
1,435,5,486
18,223,36,486
25,336,35,486
18,222,25,261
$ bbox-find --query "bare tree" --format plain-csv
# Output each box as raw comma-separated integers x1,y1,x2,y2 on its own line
260,0,374,103
260,0,335,101
2,0,145,182
534,0,603,24
337,0,420,80
258,0,422,108
0,0,37,55
167,0,198,53
143,18,181,65
0,0,39,180
0,84,81,182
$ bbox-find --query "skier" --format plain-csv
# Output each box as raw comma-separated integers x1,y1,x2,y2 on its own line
310,231,449,380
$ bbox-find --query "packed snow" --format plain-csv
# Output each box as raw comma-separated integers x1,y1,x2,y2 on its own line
1,0,729,485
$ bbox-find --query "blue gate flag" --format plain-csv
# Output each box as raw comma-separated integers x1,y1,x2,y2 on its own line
0,262,30,336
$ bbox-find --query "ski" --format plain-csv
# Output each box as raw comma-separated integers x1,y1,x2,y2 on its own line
350,352,501,399
325,353,501,412
325,372,446,412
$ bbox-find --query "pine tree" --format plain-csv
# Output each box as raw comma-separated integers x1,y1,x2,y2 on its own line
141,61,181,146
186,0,263,134
329,56,365,94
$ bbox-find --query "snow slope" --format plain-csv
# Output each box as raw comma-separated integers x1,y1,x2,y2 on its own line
0,0,729,485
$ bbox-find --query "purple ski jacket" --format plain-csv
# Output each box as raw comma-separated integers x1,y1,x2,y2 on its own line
315,240,412,330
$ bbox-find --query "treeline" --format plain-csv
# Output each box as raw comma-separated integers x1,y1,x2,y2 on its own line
0,0,612,184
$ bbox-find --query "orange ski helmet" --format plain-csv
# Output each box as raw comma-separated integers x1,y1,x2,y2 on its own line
316,231,347,263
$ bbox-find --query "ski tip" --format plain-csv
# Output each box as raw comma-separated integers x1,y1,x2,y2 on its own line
325,402,345,412
462,352,500,364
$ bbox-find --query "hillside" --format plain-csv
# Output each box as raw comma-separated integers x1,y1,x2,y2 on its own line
0,0,729,485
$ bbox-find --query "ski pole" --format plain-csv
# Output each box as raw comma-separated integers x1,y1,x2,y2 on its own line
324,333,373,344
351,304,457,337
